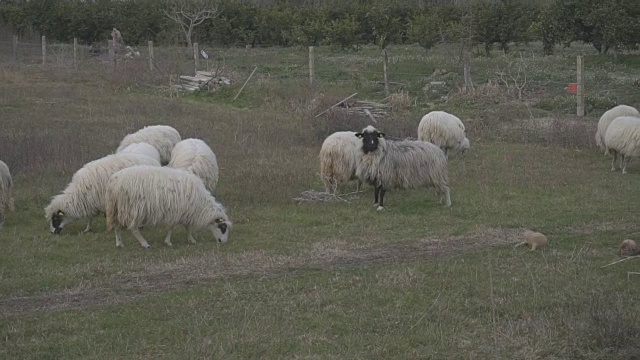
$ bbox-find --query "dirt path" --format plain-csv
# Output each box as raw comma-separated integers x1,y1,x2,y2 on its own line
0,227,532,317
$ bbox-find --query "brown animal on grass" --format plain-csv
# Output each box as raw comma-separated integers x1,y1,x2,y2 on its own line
618,239,638,257
515,230,548,251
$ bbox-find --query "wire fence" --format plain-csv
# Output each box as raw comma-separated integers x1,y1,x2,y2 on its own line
1,35,638,117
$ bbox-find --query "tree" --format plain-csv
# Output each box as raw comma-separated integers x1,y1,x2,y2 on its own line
162,0,220,48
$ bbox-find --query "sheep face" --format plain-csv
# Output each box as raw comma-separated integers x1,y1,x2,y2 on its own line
210,217,231,243
49,210,73,234
458,138,470,155
355,127,385,154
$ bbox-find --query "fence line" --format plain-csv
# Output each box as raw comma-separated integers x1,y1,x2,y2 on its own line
2,34,623,117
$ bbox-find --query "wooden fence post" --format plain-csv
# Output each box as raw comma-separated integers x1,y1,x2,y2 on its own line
576,55,585,117
382,49,390,96
108,40,116,71
309,46,315,85
41,35,46,66
193,42,199,70
73,38,78,70
13,35,18,62
148,41,154,71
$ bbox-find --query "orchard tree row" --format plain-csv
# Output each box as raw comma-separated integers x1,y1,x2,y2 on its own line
1,0,639,55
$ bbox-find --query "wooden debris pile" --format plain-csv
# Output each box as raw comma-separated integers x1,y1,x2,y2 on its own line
315,93,391,122
339,100,390,121
174,71,232,92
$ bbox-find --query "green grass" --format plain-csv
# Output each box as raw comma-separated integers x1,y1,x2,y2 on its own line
1,43,639,359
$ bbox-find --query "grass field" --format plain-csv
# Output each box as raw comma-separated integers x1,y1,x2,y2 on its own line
1,43,640,359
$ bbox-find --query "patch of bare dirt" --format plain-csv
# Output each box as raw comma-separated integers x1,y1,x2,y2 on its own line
0,227,532,317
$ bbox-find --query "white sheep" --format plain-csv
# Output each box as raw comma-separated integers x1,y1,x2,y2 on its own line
0,160,14,229
44,153,161,234
168,138,219,194
604,116,640,174
117,142,161,164
105,165,232,248
355,125,451,210
417,111,470,158
595,105,640,154
116,125,181,165
319,131,363,194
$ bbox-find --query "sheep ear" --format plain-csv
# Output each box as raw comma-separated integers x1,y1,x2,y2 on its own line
57,210,65,216
214,218,223,224
355,133,363,138
377,132,385,138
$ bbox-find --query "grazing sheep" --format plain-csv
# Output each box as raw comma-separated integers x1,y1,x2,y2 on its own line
355,125,451,210
417,111,470,158
168,138,219,194
618,239,638,257
105,166,232,248
319,131,363,194
604,116,640,174
515,230,548,251
0,160,14,229
117,142,161,164
116,125,181,165
44,153,161,234
595,105,640,154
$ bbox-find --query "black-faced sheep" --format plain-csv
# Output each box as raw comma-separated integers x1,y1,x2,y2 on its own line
0,160,14,229
596,105,640,155
44,152,161,234
355,125,451,210
116,125,181,165
604,116,640,174
319,131,363,194
168,138,219,194
417,110,470,158
105,166,232,248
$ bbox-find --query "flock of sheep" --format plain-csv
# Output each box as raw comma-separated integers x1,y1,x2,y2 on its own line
0,105,639,253
2,125,231,248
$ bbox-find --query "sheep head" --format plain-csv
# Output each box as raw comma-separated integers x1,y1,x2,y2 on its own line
355,125,385,154
210,217,232,244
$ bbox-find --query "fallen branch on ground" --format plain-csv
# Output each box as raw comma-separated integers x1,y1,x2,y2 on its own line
600,255,640,268
294,190,362,203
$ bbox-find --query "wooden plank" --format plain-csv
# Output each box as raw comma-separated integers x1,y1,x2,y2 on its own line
315,93,359,118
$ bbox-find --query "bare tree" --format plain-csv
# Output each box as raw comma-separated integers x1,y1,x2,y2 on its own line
163,0,220,48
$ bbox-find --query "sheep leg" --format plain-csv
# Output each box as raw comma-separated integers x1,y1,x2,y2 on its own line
164,228,173,247
622,155,629,174
611,151,618,171
356,180,362,193
82,217,92,233
374,185,381,206
377,187,386,211
530,243,538,251
115,229,124,248
186,225,197,244
130,228,151,249
443,188,451,207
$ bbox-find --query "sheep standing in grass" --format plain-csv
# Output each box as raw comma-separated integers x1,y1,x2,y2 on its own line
44,153,161,234
355,125,451,210
595,105,640,154
116,125,181,165
319,131,363,194
105,166,232,248
168,138,219,194
603,116,640,174
0,160,14,229
417,111,470,158
117,142,161,164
